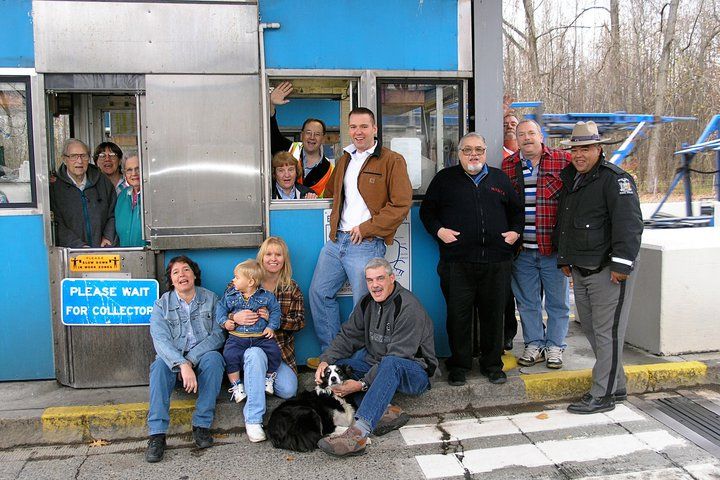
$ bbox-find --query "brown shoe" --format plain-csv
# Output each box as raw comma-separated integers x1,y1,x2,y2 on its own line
317,424,368,457
373,404,410,436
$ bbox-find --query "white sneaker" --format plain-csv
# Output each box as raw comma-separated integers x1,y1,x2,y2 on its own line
246,423,266,443
228,382,246,403
545,346,564,369
265,373,276,395
517,345,545,366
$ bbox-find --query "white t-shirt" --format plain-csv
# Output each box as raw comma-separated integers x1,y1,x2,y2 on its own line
338,142,377,232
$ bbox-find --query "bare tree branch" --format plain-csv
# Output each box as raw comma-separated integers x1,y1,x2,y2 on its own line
536,6,610,41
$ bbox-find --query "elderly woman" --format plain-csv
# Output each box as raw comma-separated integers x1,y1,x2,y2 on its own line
93,141,127,195
115,155,143,247
145,256,225,463
271,151,318,200
222,236,306,442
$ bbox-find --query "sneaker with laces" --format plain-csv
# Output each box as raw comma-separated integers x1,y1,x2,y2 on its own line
545,346,563,369
317,424,368,457
192,426,213,449
145,434,166,463
517,345,545,366
373,404,410,436
265,372,276,395
229,382,246,403
246,423,266,442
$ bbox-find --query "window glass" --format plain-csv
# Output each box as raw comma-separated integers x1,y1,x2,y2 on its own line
378,81,461,195
0,78,35,207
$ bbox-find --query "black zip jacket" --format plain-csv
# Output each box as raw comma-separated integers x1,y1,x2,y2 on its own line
420,165,523,263
554,156,643,275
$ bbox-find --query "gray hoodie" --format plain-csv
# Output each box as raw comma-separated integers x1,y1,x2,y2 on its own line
320,283,438,386
50,163,117,248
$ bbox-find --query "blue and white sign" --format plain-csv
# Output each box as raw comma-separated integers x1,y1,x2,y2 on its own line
61,279,159,326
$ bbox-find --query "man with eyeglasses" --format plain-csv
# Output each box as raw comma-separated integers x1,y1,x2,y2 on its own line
420,132,523,387
269,81,334,197
502,119,571,370
555,121,643,414
50,138,117,248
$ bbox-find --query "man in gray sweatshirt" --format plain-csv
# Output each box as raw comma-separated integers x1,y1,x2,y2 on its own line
314,257,438,457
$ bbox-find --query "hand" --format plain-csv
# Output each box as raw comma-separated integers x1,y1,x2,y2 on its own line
270,81,293,114
610,271,628,284
560,265,572,277
100,237,113,247
306,192,318,199
262,327,275,339
233,309,259,326
179,362,197,393
349,225,363,244
437,227,460,244
315,361,329,384
331,380,363,398
223,319,236,331
257,307,269,320
501,231,520,245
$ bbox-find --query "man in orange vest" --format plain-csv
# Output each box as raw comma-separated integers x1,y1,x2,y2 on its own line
269,81,334,197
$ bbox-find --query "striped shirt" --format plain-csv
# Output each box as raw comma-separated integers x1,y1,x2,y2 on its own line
521,157,539,249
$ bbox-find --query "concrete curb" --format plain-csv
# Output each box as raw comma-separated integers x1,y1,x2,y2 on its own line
2,360,715,449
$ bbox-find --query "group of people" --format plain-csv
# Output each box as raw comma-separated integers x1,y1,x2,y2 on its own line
144,98,643,462
50,138,144,248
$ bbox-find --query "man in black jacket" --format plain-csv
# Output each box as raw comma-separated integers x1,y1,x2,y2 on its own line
555,121,643,414
420,132,523,386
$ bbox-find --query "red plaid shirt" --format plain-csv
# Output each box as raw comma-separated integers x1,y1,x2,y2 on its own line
501,145,570,255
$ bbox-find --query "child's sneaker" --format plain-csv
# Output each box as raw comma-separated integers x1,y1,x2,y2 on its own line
265,373,276,395
229,381,246,403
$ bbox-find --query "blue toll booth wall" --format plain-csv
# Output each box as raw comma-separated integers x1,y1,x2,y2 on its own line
0,0,55,380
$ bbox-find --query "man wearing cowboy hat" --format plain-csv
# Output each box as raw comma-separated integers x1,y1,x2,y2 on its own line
554,121,643,414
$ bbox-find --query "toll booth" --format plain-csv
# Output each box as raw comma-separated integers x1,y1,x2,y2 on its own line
1,0,503,386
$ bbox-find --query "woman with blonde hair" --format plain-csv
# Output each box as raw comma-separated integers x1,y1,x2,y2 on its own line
220,236,306,442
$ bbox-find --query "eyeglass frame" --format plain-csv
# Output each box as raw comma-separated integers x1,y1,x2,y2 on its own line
459,146,487,156
63,153,90,161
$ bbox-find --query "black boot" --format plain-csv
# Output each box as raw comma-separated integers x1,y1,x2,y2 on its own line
145,434,166,463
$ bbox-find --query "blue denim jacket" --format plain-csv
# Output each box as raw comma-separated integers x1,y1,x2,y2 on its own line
149,286,225,371
215,286,281,333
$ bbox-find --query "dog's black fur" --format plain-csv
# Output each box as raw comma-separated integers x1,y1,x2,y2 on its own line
266,365,356,452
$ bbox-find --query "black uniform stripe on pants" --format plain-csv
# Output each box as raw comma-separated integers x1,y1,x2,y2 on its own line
604,280,627,399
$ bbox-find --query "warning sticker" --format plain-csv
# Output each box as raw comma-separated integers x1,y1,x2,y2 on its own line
69,254,122,272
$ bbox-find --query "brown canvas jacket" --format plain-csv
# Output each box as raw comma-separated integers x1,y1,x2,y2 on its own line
325,142,412,245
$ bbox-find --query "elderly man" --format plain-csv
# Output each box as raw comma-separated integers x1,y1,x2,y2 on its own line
314,257,438,457
309,107,413,357
555,121,643,414
420,132,523,386
502,120,571,369
269,81,334,196
50,138,117,248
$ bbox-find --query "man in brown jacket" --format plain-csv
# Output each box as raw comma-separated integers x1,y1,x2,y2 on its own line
309,107,412,356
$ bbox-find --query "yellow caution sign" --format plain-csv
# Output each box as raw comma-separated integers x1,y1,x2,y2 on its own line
69,254,122,272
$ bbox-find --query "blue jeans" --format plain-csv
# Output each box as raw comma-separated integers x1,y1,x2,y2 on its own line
310,232,386,351
147,350,224,436
511,250,570,349
242,347,298,425
337,355,429,430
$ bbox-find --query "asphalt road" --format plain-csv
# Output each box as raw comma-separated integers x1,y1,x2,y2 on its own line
3,389,720,480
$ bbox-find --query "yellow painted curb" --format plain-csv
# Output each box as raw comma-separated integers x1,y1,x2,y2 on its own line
521,361,707,402
41,400,197,439
502,353,518,372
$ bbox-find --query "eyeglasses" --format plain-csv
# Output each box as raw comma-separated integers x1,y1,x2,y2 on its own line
460,147,486,156
97,153,118,159
302,130,324,138
64,153,89,161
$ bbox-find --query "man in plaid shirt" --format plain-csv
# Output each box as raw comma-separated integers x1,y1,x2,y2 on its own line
501,119,571,369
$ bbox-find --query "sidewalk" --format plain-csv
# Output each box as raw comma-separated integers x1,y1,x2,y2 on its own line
1,321,718,449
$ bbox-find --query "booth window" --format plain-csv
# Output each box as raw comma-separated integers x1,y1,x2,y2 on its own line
377,80,462,196
0,76,36,208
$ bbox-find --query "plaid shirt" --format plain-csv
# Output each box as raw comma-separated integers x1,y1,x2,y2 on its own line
502,145,570,255
224,279,306,373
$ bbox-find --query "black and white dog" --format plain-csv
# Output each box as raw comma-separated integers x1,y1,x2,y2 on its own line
266,365,356,452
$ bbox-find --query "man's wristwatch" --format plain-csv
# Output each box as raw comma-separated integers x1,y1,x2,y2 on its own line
359,380,369,392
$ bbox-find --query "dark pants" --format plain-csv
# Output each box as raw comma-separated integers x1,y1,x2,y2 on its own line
223,336,282,375
439,260,511,373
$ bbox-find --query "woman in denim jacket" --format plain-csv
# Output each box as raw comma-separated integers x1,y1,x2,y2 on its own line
145,255,225,463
